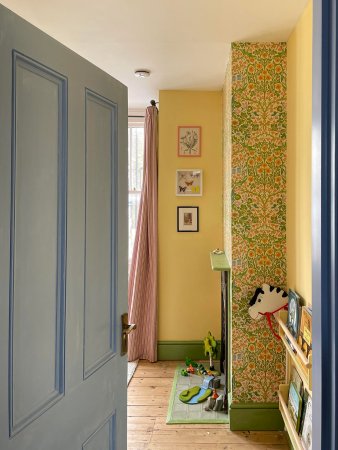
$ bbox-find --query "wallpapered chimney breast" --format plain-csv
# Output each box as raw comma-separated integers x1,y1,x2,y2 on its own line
224,42,287,404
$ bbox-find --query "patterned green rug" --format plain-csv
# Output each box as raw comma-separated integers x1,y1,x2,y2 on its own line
166,365,229,424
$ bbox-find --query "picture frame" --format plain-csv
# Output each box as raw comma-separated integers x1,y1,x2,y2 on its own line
176,169,203,196
286,289,301,340
178,126,201,156
177,206,199,232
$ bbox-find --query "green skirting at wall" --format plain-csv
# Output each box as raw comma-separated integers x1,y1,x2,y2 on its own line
229,402,284,431
157,340,221,362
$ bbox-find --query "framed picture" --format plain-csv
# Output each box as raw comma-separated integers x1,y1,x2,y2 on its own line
177,206,199,232
176,169,203,196
178,126,201,156
287,289,301,339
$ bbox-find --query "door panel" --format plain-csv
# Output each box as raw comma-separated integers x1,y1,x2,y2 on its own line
82,414,115,450
0,4,128,450
9,52,67,436
84,90,117,379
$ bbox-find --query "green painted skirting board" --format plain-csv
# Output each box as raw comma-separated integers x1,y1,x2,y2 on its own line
229,402,284,431
157,340,221,361
166,365,229,424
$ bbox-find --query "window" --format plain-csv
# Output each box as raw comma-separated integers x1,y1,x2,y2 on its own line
128,115,144,269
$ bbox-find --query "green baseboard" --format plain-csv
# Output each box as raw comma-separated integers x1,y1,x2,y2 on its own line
229,402,284,431
157,340,221,361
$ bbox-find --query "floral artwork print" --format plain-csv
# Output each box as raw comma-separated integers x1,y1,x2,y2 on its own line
178,126,201,156
225,43,287,403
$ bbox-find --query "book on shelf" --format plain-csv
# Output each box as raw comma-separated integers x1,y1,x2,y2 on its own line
287,381,303,432
285,335,297,353
287,289,301,340
299,389,309,436
298,306,312,359
301,395,312,450
290,366,303,397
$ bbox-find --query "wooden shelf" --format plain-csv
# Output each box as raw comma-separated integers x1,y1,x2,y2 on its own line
276,311,311,367
276,311,312,394
278,384,304,450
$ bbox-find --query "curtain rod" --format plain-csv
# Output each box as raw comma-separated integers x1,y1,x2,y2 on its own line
128,100,158,118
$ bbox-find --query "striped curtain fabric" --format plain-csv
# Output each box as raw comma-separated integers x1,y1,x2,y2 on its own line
128,105,158,362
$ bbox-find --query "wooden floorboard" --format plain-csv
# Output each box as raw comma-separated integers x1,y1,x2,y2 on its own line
128,360,289,450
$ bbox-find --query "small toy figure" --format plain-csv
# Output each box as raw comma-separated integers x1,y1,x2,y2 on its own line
180,368,188,377
204,331,217,370
185,357,198,368
197,363,207,375
186,364,195,374
212,388,219,399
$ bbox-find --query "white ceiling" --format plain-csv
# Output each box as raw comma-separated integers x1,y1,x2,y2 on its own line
1,0,308,109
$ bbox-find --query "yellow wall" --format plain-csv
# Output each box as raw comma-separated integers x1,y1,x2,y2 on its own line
287,0,313,305
158,90,223,340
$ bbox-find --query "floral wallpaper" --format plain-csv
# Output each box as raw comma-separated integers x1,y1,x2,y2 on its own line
224,43,287,403
223,53,232,262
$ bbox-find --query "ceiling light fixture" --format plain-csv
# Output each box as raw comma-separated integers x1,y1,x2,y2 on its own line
134,69,151,78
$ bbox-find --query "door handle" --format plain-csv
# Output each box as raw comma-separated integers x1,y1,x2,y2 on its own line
123,323,136,335
121,313,136,356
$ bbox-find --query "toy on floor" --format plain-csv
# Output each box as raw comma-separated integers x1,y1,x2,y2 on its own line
213,394,224,411
211,377,220,389
204,396,216,411
248,283,288,339
201,375,214,389
201,375,221,389
185,357,198,368
212,388,219,399
197,363,208,375
179,386,212,404
207,368,220,376
204,394,224,412
179,386,200,403
180,368,188,377
186,364,195,374
203,331,217,371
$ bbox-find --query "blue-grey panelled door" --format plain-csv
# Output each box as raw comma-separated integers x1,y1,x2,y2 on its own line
312,1,338,449
0,5,128,450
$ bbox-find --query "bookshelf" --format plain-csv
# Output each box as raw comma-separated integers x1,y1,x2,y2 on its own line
278,384,304,450
276,310,312,450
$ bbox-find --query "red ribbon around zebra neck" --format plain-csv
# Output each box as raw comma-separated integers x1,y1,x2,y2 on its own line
258,304,288,340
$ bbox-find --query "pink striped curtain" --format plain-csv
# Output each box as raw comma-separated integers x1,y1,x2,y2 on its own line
128,105,158,362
